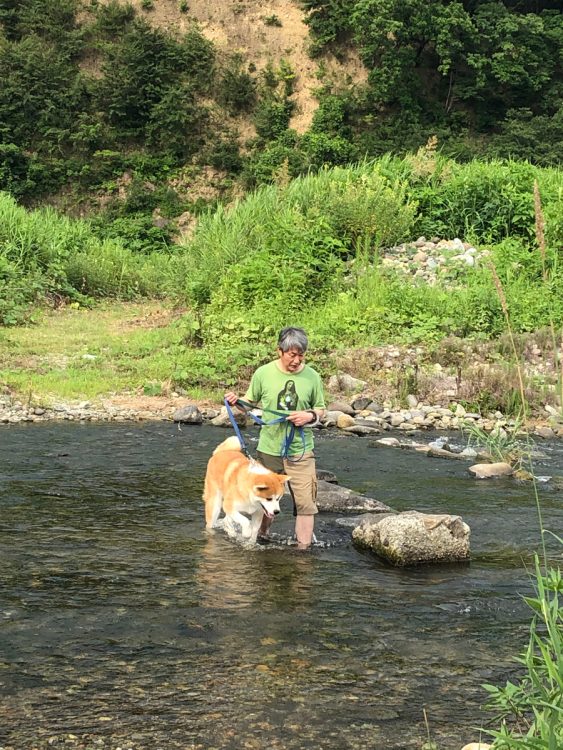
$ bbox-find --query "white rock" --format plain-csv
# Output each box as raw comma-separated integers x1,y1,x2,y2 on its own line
468,462,513,479
375,437,401,447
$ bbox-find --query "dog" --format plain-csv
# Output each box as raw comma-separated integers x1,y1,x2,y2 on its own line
203,436,290,543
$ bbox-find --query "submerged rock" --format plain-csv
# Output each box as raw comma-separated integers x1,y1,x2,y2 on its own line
427,446,467,460
352,510,470,566
316,480,392,513
342,424,381,436
316,468,339,483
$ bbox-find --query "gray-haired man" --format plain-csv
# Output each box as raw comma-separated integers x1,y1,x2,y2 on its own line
225,327,326,548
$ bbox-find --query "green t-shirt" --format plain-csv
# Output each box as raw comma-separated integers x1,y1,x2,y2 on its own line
245,360,326,457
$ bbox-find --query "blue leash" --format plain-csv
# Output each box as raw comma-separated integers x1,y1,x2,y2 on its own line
224,398,306,462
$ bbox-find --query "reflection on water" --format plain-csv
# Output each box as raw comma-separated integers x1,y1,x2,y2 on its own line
1,422,562,750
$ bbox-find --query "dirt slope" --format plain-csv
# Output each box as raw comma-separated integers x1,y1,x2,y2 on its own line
103,0,367,134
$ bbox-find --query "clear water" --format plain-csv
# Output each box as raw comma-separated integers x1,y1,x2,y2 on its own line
1,423,561,750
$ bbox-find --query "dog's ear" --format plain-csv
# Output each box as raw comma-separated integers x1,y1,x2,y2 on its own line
278,474,291,483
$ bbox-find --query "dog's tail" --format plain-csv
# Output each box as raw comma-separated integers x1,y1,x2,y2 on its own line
212,435,243,455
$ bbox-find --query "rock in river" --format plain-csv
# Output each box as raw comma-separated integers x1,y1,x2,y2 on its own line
316,480,392,513
352,510,471,566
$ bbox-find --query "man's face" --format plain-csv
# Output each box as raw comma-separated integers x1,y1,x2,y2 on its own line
278,348,305,373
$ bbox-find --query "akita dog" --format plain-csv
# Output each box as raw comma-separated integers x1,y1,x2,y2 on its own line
203,436,290,543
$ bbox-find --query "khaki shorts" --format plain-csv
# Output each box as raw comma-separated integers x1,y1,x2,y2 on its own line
256,451,318,517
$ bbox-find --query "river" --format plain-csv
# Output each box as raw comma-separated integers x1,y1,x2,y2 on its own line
1,422,561,750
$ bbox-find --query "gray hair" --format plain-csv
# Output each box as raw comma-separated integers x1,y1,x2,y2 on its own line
277,327,308,353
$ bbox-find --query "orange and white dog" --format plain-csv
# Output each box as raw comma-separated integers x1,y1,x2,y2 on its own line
203,436,290,543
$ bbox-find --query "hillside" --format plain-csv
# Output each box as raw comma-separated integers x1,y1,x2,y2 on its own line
112,0,367,135
1,0,561,215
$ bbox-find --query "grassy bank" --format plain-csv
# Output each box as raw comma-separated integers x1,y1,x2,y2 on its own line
0,300,560,430
1,153,562,415
0,301,198,401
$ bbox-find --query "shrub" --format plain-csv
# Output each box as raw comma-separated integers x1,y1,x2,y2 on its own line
89,214,174,255
263,14,282,27
301,131,358,168
0,144,33,198
412,159,549,243
145,84,209,159
217,56,257,114
242,135,307,187
95,19,214,141
205,139,243,174
0,35,87,151
254,99,294,140
91,0,136,38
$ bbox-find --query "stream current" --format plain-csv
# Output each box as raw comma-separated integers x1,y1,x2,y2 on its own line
1,422,562,750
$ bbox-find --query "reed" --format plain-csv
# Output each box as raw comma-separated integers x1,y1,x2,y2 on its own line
533,180,563,417
482,547,562,749
477,186,561,750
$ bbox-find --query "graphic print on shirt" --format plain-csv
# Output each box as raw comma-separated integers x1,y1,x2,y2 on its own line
277,380,298,411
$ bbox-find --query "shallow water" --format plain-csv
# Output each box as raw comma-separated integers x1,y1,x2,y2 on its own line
1,422,561,750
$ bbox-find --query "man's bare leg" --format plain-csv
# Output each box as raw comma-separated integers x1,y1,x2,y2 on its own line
295,515,314,549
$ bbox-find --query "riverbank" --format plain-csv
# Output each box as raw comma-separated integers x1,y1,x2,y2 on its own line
2,386,562,443
1,301,561,439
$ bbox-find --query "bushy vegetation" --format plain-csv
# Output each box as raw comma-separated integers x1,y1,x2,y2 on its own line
303,0,563,166
0,191,173,324
170,154,562,355
0,0,561,207
0,0,227,200
2,154,561,335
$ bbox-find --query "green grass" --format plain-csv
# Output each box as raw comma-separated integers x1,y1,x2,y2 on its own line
0,302,183,400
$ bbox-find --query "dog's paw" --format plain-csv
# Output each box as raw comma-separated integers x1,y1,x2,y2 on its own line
223,517,241,538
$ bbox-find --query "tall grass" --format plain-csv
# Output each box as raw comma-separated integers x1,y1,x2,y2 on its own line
477,188,562,750
0,191,174,323
175,161,417,310
2,155,562,349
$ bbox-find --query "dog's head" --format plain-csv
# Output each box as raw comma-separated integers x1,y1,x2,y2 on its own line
252,472,290,518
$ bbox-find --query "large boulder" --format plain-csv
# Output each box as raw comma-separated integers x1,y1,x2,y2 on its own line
316,480,392,513
352,511,470,566
326,400,356,416
327,374,368,393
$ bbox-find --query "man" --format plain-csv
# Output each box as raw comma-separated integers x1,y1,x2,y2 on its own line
225,327,326,548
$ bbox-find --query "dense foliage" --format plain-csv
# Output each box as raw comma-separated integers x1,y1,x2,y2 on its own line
0,0,561,207
2,155,561,360
302,0,563,164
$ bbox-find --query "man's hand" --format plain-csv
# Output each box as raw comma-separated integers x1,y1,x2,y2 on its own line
287,410,317,427
224,391,239,406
